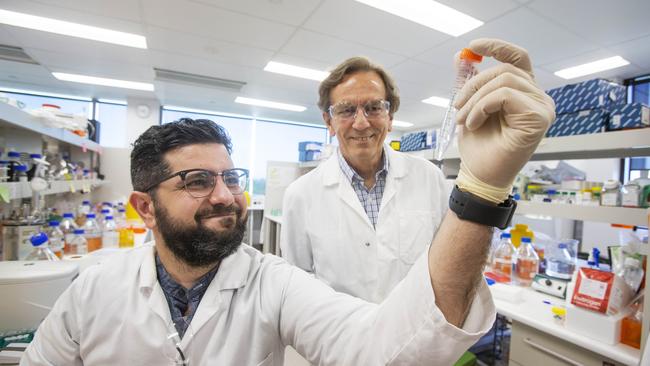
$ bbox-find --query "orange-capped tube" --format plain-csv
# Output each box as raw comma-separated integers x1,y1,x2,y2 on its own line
460,48,483,63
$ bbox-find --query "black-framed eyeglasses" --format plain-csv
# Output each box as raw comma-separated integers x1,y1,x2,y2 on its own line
143,168,249,198
328,99,390,121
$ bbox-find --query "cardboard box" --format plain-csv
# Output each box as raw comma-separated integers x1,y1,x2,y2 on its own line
400,131,427,152
546,78,626,115
546,109,608,137
607,102,650,130
565,303,628,345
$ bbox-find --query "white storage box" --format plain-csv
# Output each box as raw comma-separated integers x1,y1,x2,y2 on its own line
565,303,628,345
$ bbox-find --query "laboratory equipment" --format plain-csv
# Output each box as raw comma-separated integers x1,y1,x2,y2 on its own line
434,48,483,160
514,237,539,286
545,239,578,280
601,179,622,206
531,274,568,299
509,224,534,248
68,229,87,255
60,212,78,254
83,214,102,252
491,232,515,280
101,216,119,249
1,222,42,260
25,232,58,261
0,260,78,334
618,257,644,293
46,221,64,258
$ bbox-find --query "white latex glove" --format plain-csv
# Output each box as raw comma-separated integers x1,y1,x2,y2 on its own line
454,38,555,203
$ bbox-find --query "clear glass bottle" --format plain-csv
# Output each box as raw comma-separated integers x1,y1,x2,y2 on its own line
25,232,59,261
83,213,102,252
620,257,645,293
68,229,88,255
601,179,622,207
46,221,65,258
514,237,539,286
76,200,92,226
60,212,78,254
491,232,515,280
14,164,28,182
101,215,119,249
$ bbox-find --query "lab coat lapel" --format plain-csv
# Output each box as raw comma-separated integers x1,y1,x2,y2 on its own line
322,152,373,228
139,245,173,326
380,146,406,212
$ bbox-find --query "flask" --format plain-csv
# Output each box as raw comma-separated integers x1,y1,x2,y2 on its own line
83,213,102,252
68,229,88,255
101,215,119,248
514,237,539,286
491,232,515,280
25,232,59,261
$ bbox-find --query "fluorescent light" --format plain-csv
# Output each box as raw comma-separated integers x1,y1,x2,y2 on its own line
354,0,482,37
554,56,630,80
0,86,92,101
97,98,127,105
264,61,329,81
235,97,306,112
422,96,450,108
392,120,414,128
0,9,147,49
52,72,154,91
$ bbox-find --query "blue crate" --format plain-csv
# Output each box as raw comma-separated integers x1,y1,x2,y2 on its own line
546,78,626,115
546,109,608,137
298,141,323,152
607,103,650,131
299,150,321,162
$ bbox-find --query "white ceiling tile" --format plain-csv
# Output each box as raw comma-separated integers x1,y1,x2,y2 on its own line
280,30,406,68
436,0,521,22
146,26,274,69
608,34,650,70
539,49,643,85
190,0,322,26
141,0,296,50
302,0,451,57
0,0,145,34
463,7,598,66
389,59,454,98
395,100,447,128
19,0,144,23
0,27,19,46
528,0,650,46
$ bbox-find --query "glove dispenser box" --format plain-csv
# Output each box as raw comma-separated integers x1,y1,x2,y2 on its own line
607,103,650,130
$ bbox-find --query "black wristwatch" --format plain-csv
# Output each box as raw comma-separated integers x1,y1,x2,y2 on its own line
449,185,517,230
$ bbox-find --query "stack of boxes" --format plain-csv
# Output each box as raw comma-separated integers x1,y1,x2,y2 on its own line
298,141,323,162
399,130,435,152
545,78,649,138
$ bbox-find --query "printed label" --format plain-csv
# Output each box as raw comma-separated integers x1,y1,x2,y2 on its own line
578,277,608,300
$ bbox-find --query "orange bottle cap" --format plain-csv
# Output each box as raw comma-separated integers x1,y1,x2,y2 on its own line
460,48,483,63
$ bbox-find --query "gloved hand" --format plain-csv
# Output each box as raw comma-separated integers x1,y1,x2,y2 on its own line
454,38,555,203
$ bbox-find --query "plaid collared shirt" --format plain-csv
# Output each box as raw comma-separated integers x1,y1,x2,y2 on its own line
155,254,219,339
337,147,389,228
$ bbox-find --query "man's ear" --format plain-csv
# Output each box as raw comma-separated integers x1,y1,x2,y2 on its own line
323,112,336,137
129,191,156,229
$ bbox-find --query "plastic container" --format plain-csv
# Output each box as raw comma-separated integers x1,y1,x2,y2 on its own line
68,229,87,255
510,224,534,248
25,232,59,261
76,200,92,226
601,179,622,207
14,165,28,182
545,239,578,280
0,160,9,182
491,232,515,280
619,257,644,293
514,237,539,286
60,213,78,254
83,213,102,252
46,221,64,259
101,216,119,249
434,48,483,160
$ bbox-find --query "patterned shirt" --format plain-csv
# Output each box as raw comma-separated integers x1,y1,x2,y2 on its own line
337,147,389,228
155,254,219,338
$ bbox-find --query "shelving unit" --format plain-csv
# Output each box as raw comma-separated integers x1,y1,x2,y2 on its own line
0,179,106,201
0,102,101,153
516,201,649,226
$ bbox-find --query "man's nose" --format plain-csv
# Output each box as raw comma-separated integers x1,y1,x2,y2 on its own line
352,106,370,130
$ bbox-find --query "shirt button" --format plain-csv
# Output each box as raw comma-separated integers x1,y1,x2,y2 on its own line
365,242,370,247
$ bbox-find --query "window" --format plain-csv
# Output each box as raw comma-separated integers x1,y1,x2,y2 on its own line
94,101,128,148
253,120,328,194
623,74,650,183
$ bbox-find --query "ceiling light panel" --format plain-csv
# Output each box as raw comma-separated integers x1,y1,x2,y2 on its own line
0,9,147,49
392,120,414,127
554,56,630,79
422,96,450,108
235,97,306,112
264,61,330,81
52,72,154,91
353,0,483,37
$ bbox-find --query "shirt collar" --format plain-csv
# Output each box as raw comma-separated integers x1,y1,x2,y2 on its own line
337,146,389,185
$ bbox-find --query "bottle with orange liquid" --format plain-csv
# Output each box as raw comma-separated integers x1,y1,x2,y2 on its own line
514,237,539,286
491,232,515,281
83,213,102,252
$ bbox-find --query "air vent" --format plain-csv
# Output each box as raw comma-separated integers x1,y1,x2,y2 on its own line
0,44,38,65
154,68,246,91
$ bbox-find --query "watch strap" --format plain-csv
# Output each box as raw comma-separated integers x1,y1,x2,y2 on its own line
449,185,517,230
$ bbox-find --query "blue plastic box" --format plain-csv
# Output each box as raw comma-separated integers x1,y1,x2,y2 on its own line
546,79,626,115
607,103,650,130
299,150,321,162
546,109,608,138
298,141,323,152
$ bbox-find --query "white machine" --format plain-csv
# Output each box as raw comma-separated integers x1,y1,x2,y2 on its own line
0,261,78,334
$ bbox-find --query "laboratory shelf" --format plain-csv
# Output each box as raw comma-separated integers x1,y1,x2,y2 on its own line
515,200,649,226
0,102,101,153
298,160,321,169
0,179,106,200
403,149,434,160
442,128,650,161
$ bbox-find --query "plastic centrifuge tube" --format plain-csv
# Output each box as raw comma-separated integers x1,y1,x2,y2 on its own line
434,48,483,161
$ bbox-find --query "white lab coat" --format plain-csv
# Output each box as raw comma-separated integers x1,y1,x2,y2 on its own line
22,243,495,365
281,145,449,302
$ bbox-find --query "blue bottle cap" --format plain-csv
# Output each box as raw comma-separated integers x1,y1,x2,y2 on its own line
7,151,20,158
118,208,126,212
500,232,511,239
102,202,112,206
48,221,60,227
82,200,90,205
30,232,49,246
522,237,532,243
15,165,27,172
0,160,9,164
105,216,113,220
73,229,85,235
29,154,42,159
63,213,74,218
558,243,567,249
101,209,110,214
86,213,96,219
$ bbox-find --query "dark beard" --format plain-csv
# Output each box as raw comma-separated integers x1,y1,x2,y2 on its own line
154,201,247,267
